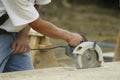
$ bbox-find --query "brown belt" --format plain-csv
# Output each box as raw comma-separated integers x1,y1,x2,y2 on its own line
0,29,10,34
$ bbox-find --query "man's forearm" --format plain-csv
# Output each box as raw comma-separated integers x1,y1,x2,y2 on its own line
18,25,31,38
29,17,83,47
29,18,71,41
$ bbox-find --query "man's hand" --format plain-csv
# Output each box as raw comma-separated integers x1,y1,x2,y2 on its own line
11,36,30,54
66,33,83,47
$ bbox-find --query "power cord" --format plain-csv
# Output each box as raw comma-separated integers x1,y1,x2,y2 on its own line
31,45,66,50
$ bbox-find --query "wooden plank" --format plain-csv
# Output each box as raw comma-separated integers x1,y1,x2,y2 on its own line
29,35,40,63
0,62,120,80
29,28,44,37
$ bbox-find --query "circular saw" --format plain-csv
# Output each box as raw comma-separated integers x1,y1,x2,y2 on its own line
65,35,104,69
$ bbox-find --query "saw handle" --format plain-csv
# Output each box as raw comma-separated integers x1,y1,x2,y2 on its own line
80,34,88,42
65,34,88,57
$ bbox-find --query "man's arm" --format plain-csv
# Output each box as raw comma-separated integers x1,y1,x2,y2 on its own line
29,17,83,47
11,4,39,54
11,26,31,54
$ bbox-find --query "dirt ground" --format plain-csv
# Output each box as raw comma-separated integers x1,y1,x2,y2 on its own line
38,4,120,66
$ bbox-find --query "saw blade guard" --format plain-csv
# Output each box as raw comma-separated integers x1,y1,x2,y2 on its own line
72,41,104,68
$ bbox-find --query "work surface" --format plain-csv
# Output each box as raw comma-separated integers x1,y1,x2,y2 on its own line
0,62,120,80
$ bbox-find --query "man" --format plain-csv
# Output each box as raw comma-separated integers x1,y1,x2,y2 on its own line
0,0,83,73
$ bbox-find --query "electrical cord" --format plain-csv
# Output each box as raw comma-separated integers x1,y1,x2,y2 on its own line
0,34,87,68
31,45,66,50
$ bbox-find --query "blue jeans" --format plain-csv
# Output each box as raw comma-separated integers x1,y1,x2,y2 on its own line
0,33,34,72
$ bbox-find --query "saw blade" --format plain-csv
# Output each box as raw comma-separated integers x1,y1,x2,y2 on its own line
75,49,101,69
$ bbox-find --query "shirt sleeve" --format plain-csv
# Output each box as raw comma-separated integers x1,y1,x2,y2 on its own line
1,0,39,26
35,0,51,5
